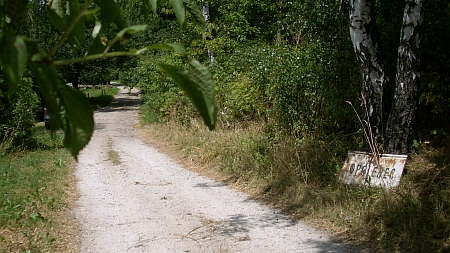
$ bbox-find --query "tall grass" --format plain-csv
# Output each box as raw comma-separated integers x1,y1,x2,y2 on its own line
0,125,77,252
140,118,450,252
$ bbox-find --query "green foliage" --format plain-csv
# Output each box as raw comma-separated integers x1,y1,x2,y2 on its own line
210,42,359,135
30,62,94,159
215,71,265,121
0,77,39,150
413,0,450,146
137,53,194,124
0,0,217,157
82,86,120,110
157,44,217,130
212,0,277,43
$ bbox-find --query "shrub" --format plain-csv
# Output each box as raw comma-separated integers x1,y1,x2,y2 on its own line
0,77,39,150
136,52,195,125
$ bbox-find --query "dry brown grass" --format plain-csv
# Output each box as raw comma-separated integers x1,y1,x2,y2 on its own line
138,119,450,252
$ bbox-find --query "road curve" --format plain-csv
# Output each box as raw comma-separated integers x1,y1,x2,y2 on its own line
74,86,360,253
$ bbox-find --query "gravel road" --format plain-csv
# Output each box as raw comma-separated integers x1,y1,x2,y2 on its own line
75,86,360,252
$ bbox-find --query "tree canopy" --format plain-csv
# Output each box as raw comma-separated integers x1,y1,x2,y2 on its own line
0,0,217,158
1,0,449,156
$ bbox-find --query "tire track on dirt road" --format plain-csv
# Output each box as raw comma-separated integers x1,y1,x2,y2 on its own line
75,86,361,252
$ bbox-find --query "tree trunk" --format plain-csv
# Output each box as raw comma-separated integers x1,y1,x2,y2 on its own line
202,1,215,63
385,0,424,154
72,75,79,90
276,0,282,45
349,0,387,152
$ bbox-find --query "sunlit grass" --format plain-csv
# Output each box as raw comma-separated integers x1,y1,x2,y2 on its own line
0,87,119,252
0,125,75,252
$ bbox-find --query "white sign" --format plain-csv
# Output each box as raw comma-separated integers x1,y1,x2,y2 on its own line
339,151,407,189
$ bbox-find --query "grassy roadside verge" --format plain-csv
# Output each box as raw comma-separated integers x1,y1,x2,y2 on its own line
0,86,119,252
0,126,79,252
139,119,450,253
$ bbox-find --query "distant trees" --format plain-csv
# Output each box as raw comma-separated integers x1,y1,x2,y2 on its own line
138,0,449,154
2,0,447,156
0,0,217,157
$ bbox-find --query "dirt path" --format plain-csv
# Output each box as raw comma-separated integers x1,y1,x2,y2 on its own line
75,86,359,252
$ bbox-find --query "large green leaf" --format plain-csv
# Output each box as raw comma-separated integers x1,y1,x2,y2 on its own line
169,0,186,27
182,0,206,31
145,42,216,129
144,0,161,15
143,0,204,29
147,43,188,55
103,25,147,53
47,0,67,31
30,62,94,159
159,62,217,130
0,33,28,93
94,0,120,30
66,0,85,55
87,21,106,55
108,25,148,48
114,9,127,30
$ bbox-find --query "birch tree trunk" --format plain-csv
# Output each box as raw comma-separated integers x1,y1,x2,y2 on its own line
385,0,424,154
276,0,282,45
349,0,387,152
202,1,215,63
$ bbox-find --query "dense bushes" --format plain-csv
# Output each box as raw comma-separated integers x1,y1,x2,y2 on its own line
0,77,40,149
132,53,194,124
136,40,360,140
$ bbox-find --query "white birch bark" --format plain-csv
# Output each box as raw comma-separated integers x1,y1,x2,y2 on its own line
385,0,424,154
202,1,215,63
349,0,386,151
276,0,282,45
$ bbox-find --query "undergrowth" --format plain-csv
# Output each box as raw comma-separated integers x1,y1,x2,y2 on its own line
140,119,450,253
0,125,75,252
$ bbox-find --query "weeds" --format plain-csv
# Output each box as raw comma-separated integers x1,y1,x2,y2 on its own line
0,125,75,252
140,119,450,252
107,138,121,165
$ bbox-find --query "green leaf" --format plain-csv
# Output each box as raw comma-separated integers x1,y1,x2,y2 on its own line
66,0,85,55
169,0,186,27
47,0,67,31
82,7,100,23
183,0,206,31
103,25,148,53
112,25,148,44
30,62,94,159
159,62,217,130
144,0,160,15
114,9,127,30
146,43,188,56
116,25,148,40
94,0,120,30
0,34,28,93
145,42,216,129
87,34,106,55
87,20,107,55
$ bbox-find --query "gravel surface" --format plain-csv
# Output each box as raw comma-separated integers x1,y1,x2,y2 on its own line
75,86,360,252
